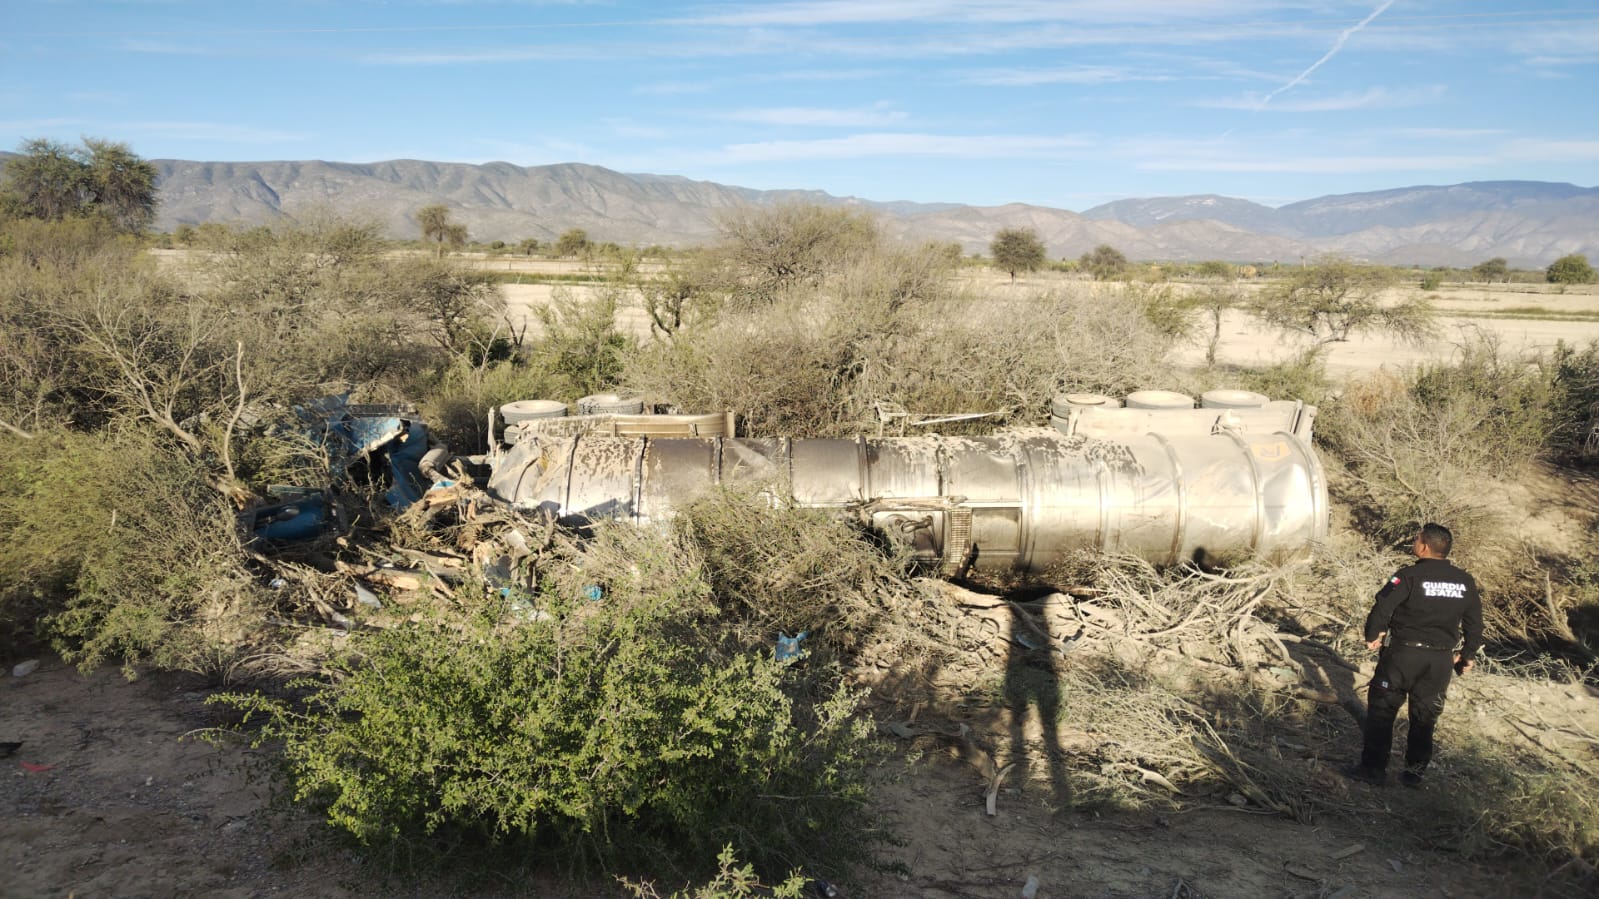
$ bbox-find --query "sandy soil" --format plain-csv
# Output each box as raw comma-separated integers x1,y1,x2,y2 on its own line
10,643,1591,898
153,248,1599,376
2,661,357,898
1171,308,1599,377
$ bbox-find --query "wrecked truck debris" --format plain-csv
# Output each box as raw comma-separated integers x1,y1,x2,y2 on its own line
246,389,1329,574
484,391,1328,573
244,396,441,545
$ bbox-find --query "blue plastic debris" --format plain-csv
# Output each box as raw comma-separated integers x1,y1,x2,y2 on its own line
323,410,431,509
583,584,605,602
251,492,329,542
775,630,809,662
248,395,442,545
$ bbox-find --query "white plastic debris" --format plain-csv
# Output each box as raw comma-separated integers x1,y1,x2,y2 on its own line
354,582,383,609
11,659,39,677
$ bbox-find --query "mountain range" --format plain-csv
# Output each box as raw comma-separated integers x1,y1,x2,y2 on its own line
6,152,1595,267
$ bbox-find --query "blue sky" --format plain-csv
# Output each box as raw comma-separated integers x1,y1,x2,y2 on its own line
3,1,1596,209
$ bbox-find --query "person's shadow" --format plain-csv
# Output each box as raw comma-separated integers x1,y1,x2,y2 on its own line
1002,593,1073,808
1286,636,1368,730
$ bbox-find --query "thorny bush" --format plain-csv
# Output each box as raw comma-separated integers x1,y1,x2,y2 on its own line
0,426,266,673
1316,333,1599,643
218,514,890,883
623,257,1185,437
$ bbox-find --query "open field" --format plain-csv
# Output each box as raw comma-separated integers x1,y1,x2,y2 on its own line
491,264,1599,379
151,246,1599,377
1174,307,1599,376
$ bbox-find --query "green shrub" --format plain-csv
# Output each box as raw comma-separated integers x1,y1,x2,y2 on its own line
533,284,636,398
1311,336,1599,642
1549,341,1599,460
412,356,569,454
1547,253,1596,285
671,487,940,664
0,427,263,672
220,520,887,880
1410,333,1557,468
624,277,1183,436
1412,728,1599,869
623,846,808,898
1235,351,1333,407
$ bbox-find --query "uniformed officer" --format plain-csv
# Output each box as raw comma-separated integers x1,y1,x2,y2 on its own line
1350,522,1483,787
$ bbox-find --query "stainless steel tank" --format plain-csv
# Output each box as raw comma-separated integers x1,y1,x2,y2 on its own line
486,427,1328,573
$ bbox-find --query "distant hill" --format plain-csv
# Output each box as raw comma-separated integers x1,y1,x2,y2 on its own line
147,158,969,250
2,151,1592,266
1077,181,1599,266
1081,194,1289,237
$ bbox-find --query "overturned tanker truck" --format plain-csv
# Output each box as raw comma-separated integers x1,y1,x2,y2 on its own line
484,390,1328,574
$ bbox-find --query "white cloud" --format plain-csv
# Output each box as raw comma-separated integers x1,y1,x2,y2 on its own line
715,132,1091,162
1387,127,1509,139
470,136,592,164
1138,153,1493,174
0,117,82,132
1511,21,1599,66
360,47,561,65
65,91,129,105
634,67,891,96
635,80,716,96
797,21,1321,59
761,67,892,81
961,65,1173,86
122,39,231,57
721,104,908,127
1202,85,1444,112
686,1,1298,28
603,119,673,140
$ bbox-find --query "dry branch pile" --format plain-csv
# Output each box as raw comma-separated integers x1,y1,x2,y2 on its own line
864,557,1365,819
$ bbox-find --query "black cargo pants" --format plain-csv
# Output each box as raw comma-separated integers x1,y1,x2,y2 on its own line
1361,644,1454,772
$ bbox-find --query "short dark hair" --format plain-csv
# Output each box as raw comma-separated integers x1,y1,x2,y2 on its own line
1419,522,1453,557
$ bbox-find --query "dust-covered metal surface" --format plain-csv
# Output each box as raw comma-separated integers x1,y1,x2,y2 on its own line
486,425,1329,573
1053,397,1316,441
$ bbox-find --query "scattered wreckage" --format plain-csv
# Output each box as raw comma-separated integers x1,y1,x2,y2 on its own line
249,389,1326,601
245,396,440,543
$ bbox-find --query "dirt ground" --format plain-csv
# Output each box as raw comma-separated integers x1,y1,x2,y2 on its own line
8,638,1593,898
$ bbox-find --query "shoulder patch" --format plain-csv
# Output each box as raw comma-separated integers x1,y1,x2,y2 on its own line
1389,576,1401,586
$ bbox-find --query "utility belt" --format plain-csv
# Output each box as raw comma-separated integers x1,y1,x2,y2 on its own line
1392,640,1454,652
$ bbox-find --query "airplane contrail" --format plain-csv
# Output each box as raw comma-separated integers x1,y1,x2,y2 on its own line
1257,0,1397,111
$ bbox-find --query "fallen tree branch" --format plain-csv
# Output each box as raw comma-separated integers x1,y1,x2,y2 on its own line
1274,633,1362,672
0,416,33,439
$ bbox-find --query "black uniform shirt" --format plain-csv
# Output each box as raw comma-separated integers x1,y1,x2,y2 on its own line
1364,557,1484,660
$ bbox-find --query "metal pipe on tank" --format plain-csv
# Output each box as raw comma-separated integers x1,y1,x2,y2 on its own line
487,428,1328,573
